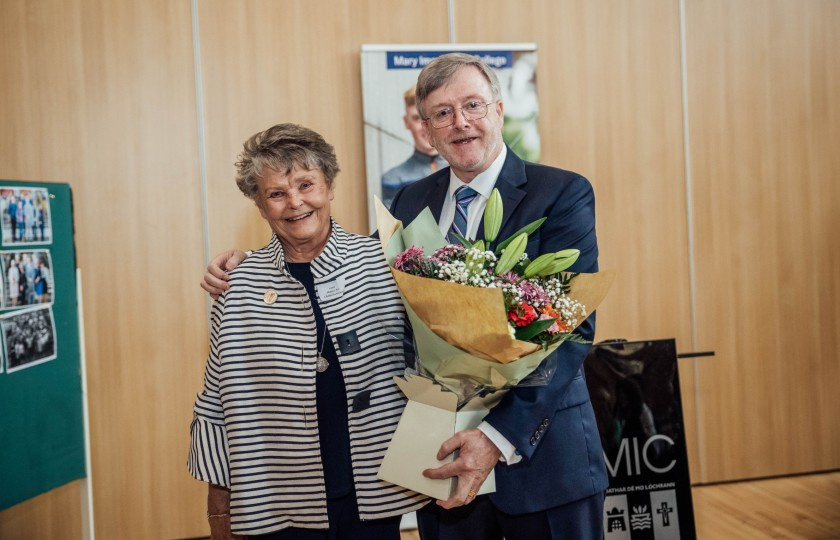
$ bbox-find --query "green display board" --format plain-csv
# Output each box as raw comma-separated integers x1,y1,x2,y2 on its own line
0,181,85,510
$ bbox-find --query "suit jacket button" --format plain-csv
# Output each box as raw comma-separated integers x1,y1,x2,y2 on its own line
530,436,537,445
538,425,546,433
541,419,549,427
534,431,541,440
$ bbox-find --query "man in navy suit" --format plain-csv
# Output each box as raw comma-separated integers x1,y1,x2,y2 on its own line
393,52,607,540
201,53,606,540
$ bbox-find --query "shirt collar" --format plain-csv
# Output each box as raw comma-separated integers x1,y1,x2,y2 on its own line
269,218,349,280
447,145,508,200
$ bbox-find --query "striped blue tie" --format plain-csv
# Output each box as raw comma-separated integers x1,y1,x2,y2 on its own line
448,186,478,243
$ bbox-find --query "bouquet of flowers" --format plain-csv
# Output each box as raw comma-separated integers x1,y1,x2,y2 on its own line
375,188,614,404
394,235,588,351
375,190,613,499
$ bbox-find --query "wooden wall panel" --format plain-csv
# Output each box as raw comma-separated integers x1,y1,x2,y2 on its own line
0,481,83,540
197,0,451,257
0,3,87,533
686,0,840,482
71,3,209,537
456,0,699,478
1,0,837,537
0,0,208,538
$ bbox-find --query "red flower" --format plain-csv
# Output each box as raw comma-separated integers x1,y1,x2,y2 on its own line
508,304,538,327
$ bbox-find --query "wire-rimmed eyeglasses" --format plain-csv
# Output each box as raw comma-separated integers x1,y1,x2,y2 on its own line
425,101,498,129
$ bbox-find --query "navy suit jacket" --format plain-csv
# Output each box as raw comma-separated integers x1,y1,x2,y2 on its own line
389,148,608,514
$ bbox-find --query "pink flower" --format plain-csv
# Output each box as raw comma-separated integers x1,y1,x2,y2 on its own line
538,313,561,334
395,246,426,274
517,281,550,307
431,244,466,264
497,271,521,285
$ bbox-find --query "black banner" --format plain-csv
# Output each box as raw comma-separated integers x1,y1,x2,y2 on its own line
585,339,696,539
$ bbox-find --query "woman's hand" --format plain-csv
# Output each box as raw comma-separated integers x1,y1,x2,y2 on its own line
201,250,248,299
207,484,246,540
208,513,246,540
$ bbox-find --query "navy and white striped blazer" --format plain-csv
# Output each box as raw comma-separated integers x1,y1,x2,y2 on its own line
188,222,427,535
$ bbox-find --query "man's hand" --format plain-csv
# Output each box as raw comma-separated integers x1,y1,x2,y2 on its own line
422,428,501,509
201,250,248,300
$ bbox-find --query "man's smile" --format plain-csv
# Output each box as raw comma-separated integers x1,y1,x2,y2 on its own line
452,136,478,145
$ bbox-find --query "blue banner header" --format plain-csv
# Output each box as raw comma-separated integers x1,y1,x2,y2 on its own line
387,51,514,70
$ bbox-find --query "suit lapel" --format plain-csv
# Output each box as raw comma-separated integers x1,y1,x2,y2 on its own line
478,147,527,242
422,170,450,223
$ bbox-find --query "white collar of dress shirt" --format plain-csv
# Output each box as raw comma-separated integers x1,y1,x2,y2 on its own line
447,145,508,200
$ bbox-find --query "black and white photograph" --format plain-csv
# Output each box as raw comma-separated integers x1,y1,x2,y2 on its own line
0,187,52,246
2,305,57,373
1,250,53,309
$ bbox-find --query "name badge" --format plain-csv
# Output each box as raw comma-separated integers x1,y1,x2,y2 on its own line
315,276,346,302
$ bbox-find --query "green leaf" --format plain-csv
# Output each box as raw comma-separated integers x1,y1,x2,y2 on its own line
494,217,546,255
449,231,473,248
514,318,556,342
556,272,576,294
564,333,591,344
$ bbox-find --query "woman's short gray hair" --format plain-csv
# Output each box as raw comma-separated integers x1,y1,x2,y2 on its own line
415,53,503,118
235,123,339,199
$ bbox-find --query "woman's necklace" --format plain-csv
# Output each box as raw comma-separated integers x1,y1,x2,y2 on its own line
285,259,329,373
315,327,329,373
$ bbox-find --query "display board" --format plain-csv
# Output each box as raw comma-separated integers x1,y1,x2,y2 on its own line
0,181,85,510
585,339,696,539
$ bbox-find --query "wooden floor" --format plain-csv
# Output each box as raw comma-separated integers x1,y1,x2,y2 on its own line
400,471,840,539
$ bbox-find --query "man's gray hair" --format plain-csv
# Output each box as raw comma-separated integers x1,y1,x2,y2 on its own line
415,52,503,118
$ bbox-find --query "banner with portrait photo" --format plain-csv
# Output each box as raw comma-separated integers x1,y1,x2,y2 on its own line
361,43,540,232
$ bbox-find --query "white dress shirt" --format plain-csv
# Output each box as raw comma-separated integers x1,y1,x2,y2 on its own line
437,146,522,465
437,146,508,241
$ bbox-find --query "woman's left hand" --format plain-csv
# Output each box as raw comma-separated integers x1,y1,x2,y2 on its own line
207,484,246,540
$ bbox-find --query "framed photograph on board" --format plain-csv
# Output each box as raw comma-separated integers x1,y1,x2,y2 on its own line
2,305,57,373
0,187,52,246
1,250,54,309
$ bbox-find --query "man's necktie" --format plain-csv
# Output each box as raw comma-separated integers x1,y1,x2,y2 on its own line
448,186,478,243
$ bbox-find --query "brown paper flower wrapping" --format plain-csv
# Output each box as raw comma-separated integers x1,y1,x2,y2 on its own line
375,197,614,400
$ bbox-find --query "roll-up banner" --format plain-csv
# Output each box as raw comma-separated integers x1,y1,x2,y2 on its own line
361,43,540,232
585,339,697,539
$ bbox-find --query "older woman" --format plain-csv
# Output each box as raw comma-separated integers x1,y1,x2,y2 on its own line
189,123,426,539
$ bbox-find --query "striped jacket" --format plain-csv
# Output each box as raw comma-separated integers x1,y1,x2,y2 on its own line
188,222,427,535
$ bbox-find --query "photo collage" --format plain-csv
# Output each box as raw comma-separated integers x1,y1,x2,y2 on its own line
0,187,57,373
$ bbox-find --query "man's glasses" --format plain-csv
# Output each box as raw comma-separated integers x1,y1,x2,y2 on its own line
425,101,497,128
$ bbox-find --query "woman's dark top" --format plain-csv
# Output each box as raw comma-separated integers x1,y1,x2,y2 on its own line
286,262,353,498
